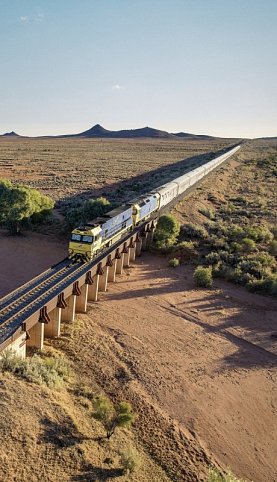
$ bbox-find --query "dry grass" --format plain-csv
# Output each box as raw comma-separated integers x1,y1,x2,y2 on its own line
0,137,235,208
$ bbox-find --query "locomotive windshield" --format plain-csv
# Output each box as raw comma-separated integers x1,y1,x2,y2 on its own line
71,233,81,241
71,234,93,243
82,235,93,243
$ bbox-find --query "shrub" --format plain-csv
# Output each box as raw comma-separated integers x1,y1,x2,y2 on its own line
168,258,180,267
120,447,141,475
199,207,216,220
174,241,199,260
241,238,256,253
245,226,273,243
247,276,277,296
182,223,208,239
65,196,114,229
269,240,277,256
193,266,213,288
227,224,245,240
0,351,70,389
0,178,54,234
208,467,248,482
205,252,221,265
92,395,136,439
154,214,180,249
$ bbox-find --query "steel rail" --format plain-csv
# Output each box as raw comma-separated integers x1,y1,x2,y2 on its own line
0,261,83,324
0,258,70,312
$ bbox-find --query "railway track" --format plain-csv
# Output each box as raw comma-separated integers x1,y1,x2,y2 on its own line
0,224,145,346
0,258,70,312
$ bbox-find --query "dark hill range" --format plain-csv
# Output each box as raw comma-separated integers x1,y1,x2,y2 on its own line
1,131,20,137
74,124,177,139
0,124,236,140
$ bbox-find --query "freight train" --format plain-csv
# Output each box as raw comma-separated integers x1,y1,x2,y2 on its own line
69,145,240,261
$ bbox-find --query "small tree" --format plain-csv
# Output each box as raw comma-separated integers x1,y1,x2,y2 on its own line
193,266,213,288
120,447,141,475
92,395,136,439
154,214,180,249
0,178,54,234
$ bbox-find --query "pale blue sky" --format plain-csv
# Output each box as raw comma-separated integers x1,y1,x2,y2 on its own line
0,0,276,138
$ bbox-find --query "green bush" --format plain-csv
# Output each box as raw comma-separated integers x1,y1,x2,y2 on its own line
269,240,277,256
65,196,115,229
208,467,248,482
120,447,141,475
247,276,277,296
241,238,256,253
0,178,54,234
154,214,180,249
0,351,70,389
92,395,136,439
168,258,180,267
245,226,273,243
227,224,245,240
193,266,213,288
205,252,221,265
182,223,208,239
199,207,216,220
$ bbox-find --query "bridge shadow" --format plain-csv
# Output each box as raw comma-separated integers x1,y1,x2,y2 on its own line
99,259,277,372
57,143,238,209
71,465,123,481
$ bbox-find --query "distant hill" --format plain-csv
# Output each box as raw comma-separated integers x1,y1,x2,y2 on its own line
173,131,215,140
0,124,221,140
1,131,20,137
74,124,177,139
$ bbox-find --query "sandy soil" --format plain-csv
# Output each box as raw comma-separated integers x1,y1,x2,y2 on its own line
60,255,276,482
0,229,67,298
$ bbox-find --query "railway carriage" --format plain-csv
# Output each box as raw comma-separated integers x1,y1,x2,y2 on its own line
69,145,241,261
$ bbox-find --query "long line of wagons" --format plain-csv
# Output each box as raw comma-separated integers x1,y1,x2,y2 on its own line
69,145,240,261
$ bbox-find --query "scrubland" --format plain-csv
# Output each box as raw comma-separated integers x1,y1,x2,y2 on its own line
0,137,276,482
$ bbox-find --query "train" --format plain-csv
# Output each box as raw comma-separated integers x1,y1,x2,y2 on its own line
68,145,241,261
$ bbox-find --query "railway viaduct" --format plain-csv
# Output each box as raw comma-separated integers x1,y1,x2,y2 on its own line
0,144,241,359
0,221,156,359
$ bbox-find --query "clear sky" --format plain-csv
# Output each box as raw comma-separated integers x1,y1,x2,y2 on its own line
0,0,276,138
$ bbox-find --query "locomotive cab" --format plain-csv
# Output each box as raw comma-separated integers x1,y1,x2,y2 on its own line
69,224,102,261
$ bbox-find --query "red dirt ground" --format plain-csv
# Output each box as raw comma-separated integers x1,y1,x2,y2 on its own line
75,254,276,482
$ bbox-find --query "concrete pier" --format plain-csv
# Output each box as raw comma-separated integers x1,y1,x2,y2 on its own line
108,259,117,282
4,333,27,359
147,228,155,246
44,307,61,338
99,266,109,292
88,274,99,301
61,294,76,322
142,233,148,250
136,238,142,256
129,246,136,262
123,249,130,267
27,322,44,350
76,284,88,313
116,255,124,275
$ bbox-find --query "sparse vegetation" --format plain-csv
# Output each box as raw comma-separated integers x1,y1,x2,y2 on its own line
172,151,277,296
92,395,136,439
0,350,70,389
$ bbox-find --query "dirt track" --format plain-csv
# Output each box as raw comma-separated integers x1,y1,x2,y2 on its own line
58,254,277,482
